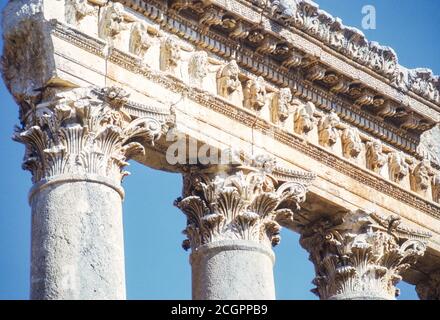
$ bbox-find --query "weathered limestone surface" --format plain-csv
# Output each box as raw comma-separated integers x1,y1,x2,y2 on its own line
8,84,171,299
298,210,428,300
30,178,126,299
420,124,440,163
175,158,313,299
190,240,276,300
2,0,440,300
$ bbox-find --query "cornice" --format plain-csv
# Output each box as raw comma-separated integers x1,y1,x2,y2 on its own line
240,0,440,108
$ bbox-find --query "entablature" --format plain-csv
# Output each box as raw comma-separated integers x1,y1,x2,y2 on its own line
116,0,440,160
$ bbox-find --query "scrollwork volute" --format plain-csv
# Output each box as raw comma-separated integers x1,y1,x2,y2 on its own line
174,165,308,251
243,76,267,111
300,210,427,300
318,111,340,147
13,86,171,184
216,60,243,104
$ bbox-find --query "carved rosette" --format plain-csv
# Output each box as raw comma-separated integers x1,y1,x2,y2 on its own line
416,270,440,300
13,86,171,184
174,165,308,251
300,210,427,300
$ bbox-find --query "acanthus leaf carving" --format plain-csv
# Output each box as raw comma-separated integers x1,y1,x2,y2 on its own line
175,161,310,251
229,21,249,40
299,209,427,300
199,7,223,32
306,64,326,82
13,86,172,183
281,49,303,69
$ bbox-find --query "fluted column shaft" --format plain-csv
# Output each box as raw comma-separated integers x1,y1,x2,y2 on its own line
175,163,310,299
14,86,169,299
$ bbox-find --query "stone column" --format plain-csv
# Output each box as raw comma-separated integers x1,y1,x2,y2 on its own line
299,210,428,300
13,86,169,299
416,271,440,300
174,161,310,300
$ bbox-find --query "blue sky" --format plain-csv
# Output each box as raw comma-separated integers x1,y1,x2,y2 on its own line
0,0,439,300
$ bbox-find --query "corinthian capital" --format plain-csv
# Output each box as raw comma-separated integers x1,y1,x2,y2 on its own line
13,86,171,184
300,210,428,300
175,163,310,251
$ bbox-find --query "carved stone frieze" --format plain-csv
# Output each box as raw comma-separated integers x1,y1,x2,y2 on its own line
366,140,387,174
318,111,340,148
299,210,428,300
271,88,298,125
341,127,362,159
98,2,128,43
108,1,434,157
410,160,433,195
189,51,209,88
44,17,440,216
129,22,153,63
65,0,97,27
13,86,172,183
294,101,315,136
160,35,182,76
388,152,409,183
243,76,267,111
216,60,243,105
